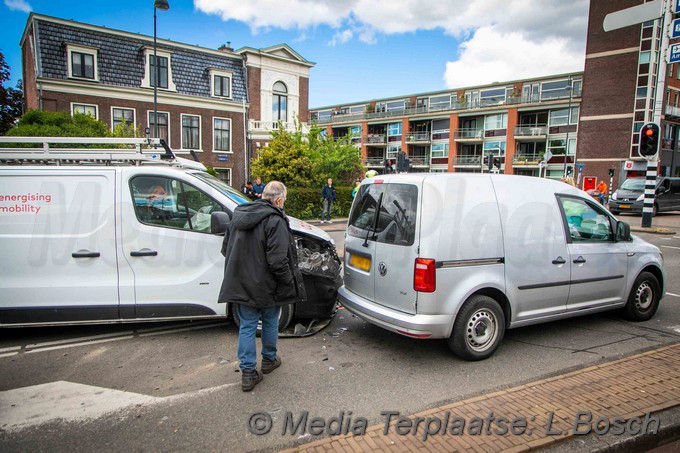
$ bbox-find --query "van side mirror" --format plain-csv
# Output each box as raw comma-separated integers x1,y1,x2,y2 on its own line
211,211,230,235
616,221,631,242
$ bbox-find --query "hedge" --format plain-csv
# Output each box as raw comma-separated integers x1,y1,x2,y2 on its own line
284,186,354,220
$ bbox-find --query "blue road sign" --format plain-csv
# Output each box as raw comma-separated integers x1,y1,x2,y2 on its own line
670,43,680,64
217,154,228,161
675,0,680,13
673,18,680,39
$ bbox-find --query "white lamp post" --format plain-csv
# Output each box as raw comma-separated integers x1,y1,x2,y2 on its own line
153,0,170,140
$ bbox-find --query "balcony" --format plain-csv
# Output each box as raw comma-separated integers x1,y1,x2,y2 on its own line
666,104,680,119
249,120,308,134
409,155,430,167
363,157,386,167
405,131,431,143
452,155,482,167
363,134,387,146
514,125,548,141
512,153,543,167
454,129,484,143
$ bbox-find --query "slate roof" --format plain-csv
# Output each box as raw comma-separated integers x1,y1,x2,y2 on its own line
32,16,247,102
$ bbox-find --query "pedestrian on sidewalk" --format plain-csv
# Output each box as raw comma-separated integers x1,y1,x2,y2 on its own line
218,181,305,392
320,178,336,223
351,180,360,199
251,177,265,199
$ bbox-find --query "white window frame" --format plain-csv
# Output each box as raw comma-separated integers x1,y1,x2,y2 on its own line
180,113,202,152
111,107,136,131
484,113,508,130
210,69,232,99
213,117,232,154
71,102,98,119
141,48,177,91
147,110,171,147
66,44,98,81
214,167,232,186
431,143,449,158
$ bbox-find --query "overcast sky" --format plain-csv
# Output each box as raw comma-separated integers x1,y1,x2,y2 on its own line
1,0,589,107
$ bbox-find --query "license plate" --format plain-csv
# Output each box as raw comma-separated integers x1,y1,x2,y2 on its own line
349,253,371,271
619,204,631,209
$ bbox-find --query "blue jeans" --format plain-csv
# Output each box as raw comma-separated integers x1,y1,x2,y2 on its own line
321,199,333,221
237,304,280,371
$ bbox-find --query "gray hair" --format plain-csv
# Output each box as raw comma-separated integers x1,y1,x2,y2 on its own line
262,181,287,202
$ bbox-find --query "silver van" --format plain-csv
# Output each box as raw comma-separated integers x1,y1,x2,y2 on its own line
339,173,665,360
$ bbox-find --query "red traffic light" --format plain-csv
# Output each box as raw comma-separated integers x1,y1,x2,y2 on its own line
638,122,659,158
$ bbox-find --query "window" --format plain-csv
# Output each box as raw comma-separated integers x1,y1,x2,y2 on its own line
213,117,231,152
431,143,449,158
479,88,506,106
148,111,169,144
112,108,135,130
210,70,232,98
559,196,614,243
541,80,571,100
484,141,506,156
150,55,169,89
484,113,507,130
375,100,406,112
348,183,418,246
547,138,576,155
142,48,176,91
549,108,579,126
67,45,98,80
312,110,332,122
130,176,225,233
71,103,97,119
181,114,201,150
273,81,288,123
214,168,231,186
429,95,451,111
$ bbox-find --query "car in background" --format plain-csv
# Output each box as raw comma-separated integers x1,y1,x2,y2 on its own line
609,177,680,215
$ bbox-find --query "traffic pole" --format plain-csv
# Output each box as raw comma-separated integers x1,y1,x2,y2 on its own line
641,160,657,227
608,173,613,205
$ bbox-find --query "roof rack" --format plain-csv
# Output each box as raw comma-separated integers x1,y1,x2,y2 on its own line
0,137,206,171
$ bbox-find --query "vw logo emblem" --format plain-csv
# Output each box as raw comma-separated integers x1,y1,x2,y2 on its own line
378,262,387,276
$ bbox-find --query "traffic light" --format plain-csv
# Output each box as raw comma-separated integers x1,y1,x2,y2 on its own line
487,153,493,171
609,168,614,177
396,151,406,172
638,122,660,158
493,157,501,170
566,166,573,176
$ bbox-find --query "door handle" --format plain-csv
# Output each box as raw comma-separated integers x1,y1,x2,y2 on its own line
130,249,158,257
72,251,101,258
573,256,586,264
552,257,566,265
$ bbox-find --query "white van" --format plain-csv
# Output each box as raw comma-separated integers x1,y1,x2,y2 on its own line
340,173,665,360
0,138,341,329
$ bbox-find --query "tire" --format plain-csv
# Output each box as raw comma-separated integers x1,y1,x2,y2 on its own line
231,303,295,332
623,272,661,322
447,295,505,361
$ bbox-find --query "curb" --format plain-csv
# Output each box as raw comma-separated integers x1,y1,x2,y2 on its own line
630,226,676,235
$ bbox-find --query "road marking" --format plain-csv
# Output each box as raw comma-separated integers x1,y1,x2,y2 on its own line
661,245,680,250
0,380,238,432
2,321,224,357
667,292,680,298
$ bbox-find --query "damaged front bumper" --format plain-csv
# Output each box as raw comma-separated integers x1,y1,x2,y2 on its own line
294,233,342,320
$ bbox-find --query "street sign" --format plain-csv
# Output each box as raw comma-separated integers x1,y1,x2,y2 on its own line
672,18,680,39
670,43,680,64
603,0,662,32
675,0,680,14
216,154,228,161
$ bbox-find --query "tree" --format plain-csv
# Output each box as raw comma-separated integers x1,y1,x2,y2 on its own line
0,50,23,134
307,124,364,185
5,110,110,137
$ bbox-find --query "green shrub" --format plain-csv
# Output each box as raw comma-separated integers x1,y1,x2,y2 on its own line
285,186,354,220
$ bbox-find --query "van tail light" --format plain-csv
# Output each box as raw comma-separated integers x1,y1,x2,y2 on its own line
414,258,436,292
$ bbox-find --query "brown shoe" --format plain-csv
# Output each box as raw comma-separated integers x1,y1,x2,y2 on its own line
241,369,263,392
261,356,281,374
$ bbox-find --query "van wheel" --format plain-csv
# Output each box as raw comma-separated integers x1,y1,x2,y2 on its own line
624,272,660,321
231,303,295,332
447,295,505,361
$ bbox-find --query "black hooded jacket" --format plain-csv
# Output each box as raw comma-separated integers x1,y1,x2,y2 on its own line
218,199,305,308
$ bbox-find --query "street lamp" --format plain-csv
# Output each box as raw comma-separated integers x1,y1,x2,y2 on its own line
563,75,573,177
153,0,170,140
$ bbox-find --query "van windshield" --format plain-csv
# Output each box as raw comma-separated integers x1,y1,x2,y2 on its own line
191,172,251,205
619,178,645,191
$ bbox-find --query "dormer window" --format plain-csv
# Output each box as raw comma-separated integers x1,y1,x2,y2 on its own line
141,48,176,91
66,44,98,81
210,69,232,98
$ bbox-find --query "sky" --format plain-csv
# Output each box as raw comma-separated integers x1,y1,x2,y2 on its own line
0,0,589,108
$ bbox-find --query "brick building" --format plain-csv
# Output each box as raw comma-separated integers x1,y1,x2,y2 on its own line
19,13,314,189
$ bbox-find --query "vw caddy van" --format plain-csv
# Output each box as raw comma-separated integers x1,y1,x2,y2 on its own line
340,173,665,360
0,138,341,329
609,176,680,215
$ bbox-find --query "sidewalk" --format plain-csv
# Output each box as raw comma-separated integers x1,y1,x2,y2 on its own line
306,218,348,232
281,343,680,452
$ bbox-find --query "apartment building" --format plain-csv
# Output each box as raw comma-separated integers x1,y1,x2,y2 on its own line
19,13,313,188
310,73,583,180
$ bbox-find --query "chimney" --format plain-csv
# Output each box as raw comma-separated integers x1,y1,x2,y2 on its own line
218,42,234,52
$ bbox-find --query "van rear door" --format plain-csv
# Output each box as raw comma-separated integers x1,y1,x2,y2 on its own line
344,181,420,315
0,169,120,324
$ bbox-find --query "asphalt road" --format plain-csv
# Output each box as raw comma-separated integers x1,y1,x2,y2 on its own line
1,214,679,452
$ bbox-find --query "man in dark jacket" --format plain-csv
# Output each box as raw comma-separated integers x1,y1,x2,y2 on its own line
219,181,305,391
320,178,336,223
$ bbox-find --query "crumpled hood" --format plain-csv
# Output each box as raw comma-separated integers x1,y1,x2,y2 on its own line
231,199,283,231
